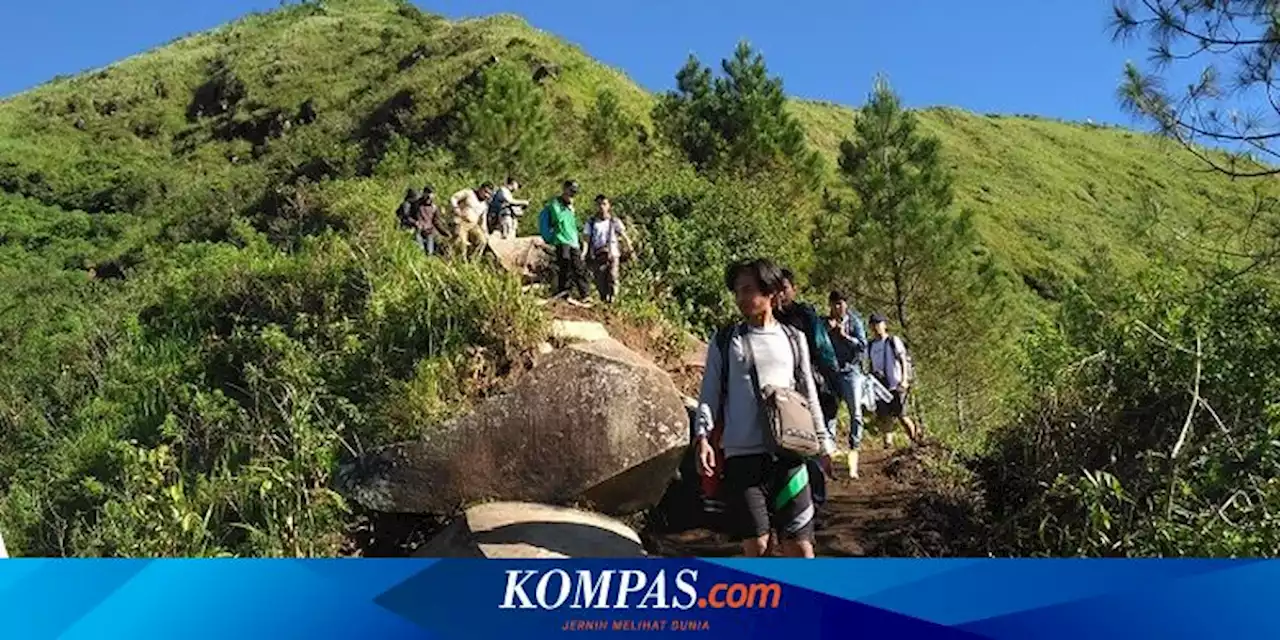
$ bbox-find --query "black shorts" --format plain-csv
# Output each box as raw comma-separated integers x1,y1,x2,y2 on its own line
876,389,909,418
722,454,816,542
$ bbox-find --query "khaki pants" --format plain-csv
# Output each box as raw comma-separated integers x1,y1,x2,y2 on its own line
454,220,487,259
589,253,620,302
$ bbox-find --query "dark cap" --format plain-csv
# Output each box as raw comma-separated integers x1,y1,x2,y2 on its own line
422,184,435,194
869,313,887,324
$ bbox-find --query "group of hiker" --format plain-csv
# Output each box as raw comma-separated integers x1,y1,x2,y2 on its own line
694,257,921,558
395,177,633,304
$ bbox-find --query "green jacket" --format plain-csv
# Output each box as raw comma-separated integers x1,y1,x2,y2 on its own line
538,197,579,247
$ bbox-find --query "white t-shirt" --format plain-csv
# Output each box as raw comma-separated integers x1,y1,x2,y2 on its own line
868,336,907,390
451,189,487,226
583,217,624,258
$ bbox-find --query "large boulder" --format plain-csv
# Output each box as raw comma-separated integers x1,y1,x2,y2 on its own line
415,502,645,558
486,235,553,284
339,337,687,516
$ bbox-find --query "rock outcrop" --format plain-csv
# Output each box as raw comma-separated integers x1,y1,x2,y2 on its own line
486,235,553,284
339,337,687,516
415,502,645,558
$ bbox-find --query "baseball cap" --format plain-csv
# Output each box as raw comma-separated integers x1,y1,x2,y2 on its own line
869,313,887,324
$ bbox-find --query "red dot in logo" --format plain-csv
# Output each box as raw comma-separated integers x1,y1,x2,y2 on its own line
698,598,707,608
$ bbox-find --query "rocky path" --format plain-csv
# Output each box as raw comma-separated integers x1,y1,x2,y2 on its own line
642,446,933,557
539,298,946,558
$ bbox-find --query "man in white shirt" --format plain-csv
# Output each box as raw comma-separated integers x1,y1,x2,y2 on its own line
867,313,922,445
580,194,633,303
489,176,529,240
695,258,834,558
450,182,494,260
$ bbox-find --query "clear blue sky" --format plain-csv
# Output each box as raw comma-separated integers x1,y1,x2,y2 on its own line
0,0,1176,127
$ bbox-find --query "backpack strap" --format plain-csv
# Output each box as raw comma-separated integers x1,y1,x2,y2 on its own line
781,324,806,396
712,324,740,432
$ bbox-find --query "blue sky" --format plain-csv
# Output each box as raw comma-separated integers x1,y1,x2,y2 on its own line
0,0,1177,127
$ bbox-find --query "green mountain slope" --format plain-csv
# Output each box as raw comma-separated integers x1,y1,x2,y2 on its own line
0,0,1261,294
0,0,1272,557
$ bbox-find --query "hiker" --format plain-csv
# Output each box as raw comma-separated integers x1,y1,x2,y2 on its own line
581,194,633,304
827,290,869,478
695,258,834,558
867,313,924,446
396,187,420,232
411,185,448,256
775,269,840,515
539,179,590,303
449,182,495,260
489,176,529,240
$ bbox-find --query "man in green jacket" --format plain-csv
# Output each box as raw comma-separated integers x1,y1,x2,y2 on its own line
539,179,590,302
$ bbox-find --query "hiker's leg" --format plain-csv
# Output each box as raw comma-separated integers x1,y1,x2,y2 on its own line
425,233,436,256
555,245,572,296
725,455,772,558
607,255,620,302
839,372,864,450
590,258,608,300
773,459,817,556
469,225,487,260
570,247,590,300
780,537,816,558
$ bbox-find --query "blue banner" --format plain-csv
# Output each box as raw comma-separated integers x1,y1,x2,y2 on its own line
0,559,1274,639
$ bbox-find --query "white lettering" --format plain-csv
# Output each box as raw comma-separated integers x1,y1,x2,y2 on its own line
500,570,538,609
535,569,572,610
637,569,669,609
571,570,614,609
672,569,699,610
614,570,648,609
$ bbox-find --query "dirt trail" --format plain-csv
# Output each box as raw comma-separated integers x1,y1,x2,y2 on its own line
642,446,931,557
543,299,947,558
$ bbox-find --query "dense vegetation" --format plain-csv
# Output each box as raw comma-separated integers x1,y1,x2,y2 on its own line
2,0,1277,556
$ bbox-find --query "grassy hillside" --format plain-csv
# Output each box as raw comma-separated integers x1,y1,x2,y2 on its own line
0,0,1274,557
1,0,1262,296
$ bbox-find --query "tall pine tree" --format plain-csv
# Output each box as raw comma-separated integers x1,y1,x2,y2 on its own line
822,77,973,333
453,61,559,178
653,41,820,186
816,77,1014,435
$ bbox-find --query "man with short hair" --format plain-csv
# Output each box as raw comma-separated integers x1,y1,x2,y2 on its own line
581,194,633,303
489,176,529,240
539,180,590,302
868,313,923,446
450,182,495,260
775,269,840,511
695,258,833,558
827,290,868,477
412,186,448,256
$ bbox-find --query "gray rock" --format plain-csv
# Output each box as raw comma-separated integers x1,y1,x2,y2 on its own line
415,501,645,558
486,235,553,284
339,338,687,516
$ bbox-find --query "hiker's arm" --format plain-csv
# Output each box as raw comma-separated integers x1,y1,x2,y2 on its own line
797,339,836,455
619,222,635,254
895,338,910,389
851,315,867,350
693,338,724,441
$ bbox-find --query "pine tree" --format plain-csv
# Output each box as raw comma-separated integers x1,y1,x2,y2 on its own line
816,77,1014,435
823,77,969,332
453,61,559,178
584,88,637,163
653,42,820,185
